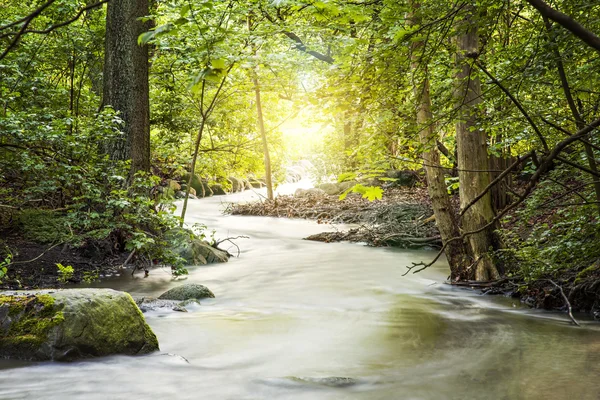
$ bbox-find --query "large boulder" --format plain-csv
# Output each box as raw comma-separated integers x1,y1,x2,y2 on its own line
165,228,229,265
0,289,159,361
158,284,215,301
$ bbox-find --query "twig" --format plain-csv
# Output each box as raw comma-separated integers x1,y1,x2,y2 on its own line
9,241,64,266
548,279,580,326
214,235,249,257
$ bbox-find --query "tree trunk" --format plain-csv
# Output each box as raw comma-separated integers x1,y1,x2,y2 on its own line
408,2,469,280
251,74,274,200
103,0,150,175
454,4,499,281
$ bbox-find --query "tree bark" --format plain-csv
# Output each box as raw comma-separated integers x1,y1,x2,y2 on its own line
408,1,468,280
454,4,499,281
103,0,150,175
251,74,274,201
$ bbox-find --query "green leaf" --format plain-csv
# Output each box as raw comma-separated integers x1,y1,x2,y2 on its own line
138,31,154,45
211,58,226,70
337,172,357,182
361,186,383,201
180,4,191,17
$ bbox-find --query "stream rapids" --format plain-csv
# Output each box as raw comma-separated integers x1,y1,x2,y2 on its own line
1,184,599,400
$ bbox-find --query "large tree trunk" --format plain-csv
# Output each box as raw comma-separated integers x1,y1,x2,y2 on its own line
103,0,150,175
454,4,499,281
408,2,469,280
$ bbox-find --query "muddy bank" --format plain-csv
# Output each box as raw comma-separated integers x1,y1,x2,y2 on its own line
227,187,442,248
0,232,128,289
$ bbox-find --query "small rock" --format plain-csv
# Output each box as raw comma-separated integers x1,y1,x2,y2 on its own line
158,283,215,301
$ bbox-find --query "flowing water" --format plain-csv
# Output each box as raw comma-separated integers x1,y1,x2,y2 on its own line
1,184,599,400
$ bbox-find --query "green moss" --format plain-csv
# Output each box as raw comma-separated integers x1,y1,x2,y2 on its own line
0,294,65,354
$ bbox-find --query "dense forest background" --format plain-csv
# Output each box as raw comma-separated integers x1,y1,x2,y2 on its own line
1,0,599,313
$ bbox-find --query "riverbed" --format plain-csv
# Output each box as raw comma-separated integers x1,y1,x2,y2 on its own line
1,187,599,399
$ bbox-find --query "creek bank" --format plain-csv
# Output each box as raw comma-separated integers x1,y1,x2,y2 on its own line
0,288,159,361
228,187,441,249
0,227,230,290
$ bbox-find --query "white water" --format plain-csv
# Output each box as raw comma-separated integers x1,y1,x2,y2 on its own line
1,187,599,399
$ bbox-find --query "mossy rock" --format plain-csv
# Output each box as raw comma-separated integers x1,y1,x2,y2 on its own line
164,228,229,265
0,289,159,361
228,177,244,193
211,184,226,196
182,173,213,198
158,284,215,301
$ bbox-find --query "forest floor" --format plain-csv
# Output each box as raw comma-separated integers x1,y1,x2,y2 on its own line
227,187,443,249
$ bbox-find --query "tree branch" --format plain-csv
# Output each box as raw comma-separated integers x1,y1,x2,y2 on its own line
525,0,600,52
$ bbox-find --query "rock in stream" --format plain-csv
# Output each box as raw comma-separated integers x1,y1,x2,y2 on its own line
0,288,159,361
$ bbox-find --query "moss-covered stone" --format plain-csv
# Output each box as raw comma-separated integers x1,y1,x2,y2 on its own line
0,289,159,361
165,228,229,265
0,294,65,356
182,173,212,198
158,283,215,301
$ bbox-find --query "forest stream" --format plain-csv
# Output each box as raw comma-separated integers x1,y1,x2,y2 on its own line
1,186,599,400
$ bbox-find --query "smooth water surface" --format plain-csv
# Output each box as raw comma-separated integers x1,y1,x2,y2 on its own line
1,186,599,400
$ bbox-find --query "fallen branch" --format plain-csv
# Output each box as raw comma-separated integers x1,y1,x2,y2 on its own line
214,235,249,257
548,279,580,326
8,241,64,266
